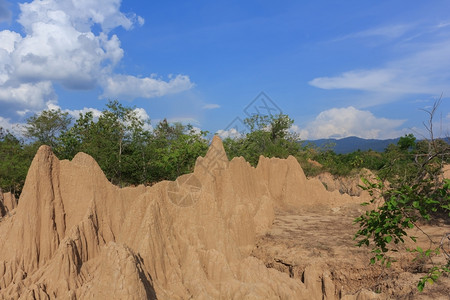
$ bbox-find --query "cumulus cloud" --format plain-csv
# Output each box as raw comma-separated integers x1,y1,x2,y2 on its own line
18,0,136,33
101,74,194,100
293,106,407,140
289,124,309,139
0,0,193,116
0,116,22,135
133,107,150,122
132,107,153,131
2,0,132,90
45,102,102,120
0,81,57,112
216,128,243,139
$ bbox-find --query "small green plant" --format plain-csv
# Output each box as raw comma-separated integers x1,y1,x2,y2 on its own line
409,245,450,291
353,100,450,291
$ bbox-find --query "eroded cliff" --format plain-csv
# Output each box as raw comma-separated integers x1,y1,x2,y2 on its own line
0,136,385,299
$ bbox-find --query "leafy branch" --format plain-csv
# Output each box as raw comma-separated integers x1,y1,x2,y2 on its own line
354,99,450,291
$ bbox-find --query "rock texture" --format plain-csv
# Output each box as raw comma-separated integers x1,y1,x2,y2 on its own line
0,189,17,217
0,137,390,299
443,164,450,179
315,169,376,197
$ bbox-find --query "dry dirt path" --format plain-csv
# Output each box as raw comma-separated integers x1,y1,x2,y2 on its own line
252,203,450,299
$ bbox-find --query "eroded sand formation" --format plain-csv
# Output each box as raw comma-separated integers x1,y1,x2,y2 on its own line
0,189,16,218
316,169,376,196
0,137,447,299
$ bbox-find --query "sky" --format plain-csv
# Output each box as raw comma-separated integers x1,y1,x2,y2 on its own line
0,0,449,140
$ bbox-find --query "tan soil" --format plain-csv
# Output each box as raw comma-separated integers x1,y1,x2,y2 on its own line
0,189,16,217
252,203,450,299
0,137,448,299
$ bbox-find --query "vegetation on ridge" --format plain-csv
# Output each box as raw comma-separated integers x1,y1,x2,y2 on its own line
1,100,449,193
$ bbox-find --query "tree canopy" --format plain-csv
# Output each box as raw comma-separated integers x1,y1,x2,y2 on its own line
24,108,72,148
223,113,302,166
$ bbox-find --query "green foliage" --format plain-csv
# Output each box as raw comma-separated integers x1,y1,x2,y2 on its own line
24,108,72,148
309,149,386,177
398,134,416,151
57,100,149,186
354,129,450,291
148,120,209,181
223,114,302,166
56,101,209,185
408,246,450,291
1,100,210,194
0,128,35,196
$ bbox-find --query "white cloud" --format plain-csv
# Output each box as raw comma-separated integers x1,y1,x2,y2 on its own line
437,21,450,29
0,116,22,136
166,117,200,125
311,22,450,106
294,106,407,140
0,0,193,116
133,107,153,131
133,107,149,122
308,46,450,96
334,24,413,41
45,102,102,120
216,128,243,139
190,126,202,135
9,0,132,89
0,30,22,85
101,74,194,100
67,107,103,120
0,81,56,111
309,69,401,92
137,16,145,26
17,0,137,33
202,103,220,110
289,124,309,139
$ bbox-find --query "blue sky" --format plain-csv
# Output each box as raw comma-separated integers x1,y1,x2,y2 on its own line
0,0,449,140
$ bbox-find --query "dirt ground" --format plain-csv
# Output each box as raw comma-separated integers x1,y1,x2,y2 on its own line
251,202,450,299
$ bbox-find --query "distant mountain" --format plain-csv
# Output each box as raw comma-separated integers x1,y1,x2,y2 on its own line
304,136,400,154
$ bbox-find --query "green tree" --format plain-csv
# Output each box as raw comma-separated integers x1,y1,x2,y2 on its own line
0,128,34,196
223,113,302,166
398,133,416,151
67,100,149,186
2,100,212,193
24,109,72,149
354,101,450,291
147,119,208,182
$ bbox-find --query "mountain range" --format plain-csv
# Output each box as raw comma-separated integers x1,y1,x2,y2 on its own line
305,136,401,154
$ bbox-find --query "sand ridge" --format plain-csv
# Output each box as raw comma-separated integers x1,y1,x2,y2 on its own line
0,136,446,299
